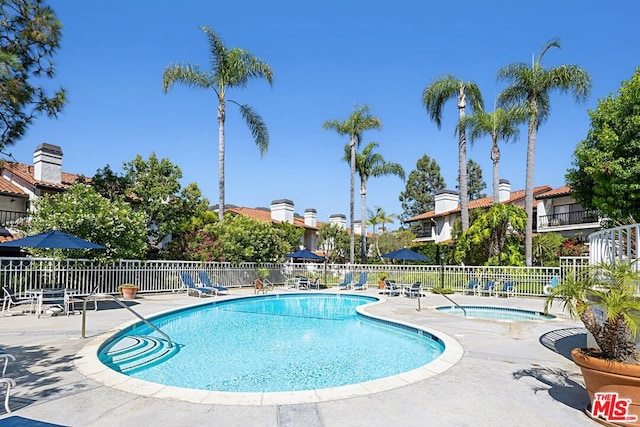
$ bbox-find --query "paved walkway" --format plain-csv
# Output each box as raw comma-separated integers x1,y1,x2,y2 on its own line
0,288,597,426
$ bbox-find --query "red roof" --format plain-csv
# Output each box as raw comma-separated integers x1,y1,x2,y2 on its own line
535,185,572,199
226,206,321,230
404,185,553,223
2,162,86,191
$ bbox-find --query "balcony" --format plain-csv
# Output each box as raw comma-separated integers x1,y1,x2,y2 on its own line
0,210,28,227
539,210,599,228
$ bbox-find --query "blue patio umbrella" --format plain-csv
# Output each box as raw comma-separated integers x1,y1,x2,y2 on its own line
0,230,105,250
381,248,430,262
284,248,325,261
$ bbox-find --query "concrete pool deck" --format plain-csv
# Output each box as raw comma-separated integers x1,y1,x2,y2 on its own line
0,288,598,426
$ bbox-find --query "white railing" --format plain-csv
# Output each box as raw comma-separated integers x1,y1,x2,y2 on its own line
589,223,640,266
0,256,584,298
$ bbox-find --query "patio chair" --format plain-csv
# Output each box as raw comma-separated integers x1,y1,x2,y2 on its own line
497,281,516,298
297,277,311,290
0,353,15,413
336,272,354,290
543,276,560,295
404,282,422,298
197,271,229,295
478,280,495,297
462,279,479,295
381,280,400,296
2,287,36,315
352,272,369,291
180,272,216,298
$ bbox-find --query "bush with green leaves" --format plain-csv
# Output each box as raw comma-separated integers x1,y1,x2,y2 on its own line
26,183,147,261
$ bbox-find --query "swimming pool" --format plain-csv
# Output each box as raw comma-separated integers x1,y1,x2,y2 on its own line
98,294,447,393
435,305,556,321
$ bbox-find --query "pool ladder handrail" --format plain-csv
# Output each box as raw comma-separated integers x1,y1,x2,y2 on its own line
81,285,174,347
433,289,467,316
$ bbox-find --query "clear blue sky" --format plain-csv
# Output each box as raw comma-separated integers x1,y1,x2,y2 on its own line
10,0,639,228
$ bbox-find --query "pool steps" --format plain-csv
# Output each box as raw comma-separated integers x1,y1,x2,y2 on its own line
101,335,179,373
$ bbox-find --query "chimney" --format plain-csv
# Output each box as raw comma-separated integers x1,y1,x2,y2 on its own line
304,208,317,227
329,214,346,229
499,179,511,202
33,143,63,184
270,199,294,224
353,221,362,236
434,190,459,214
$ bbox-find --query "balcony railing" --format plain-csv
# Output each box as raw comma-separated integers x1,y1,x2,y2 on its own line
538,210,599,228
414,227,433,239
0,210,28,227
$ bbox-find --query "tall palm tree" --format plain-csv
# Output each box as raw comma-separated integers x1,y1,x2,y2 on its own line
464,106,524,204
162,26,274,221
323,105,382,263
423,75,483,232
498,38,591,266
343,142,405,263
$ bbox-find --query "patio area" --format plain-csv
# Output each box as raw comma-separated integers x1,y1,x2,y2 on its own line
0,287,598,426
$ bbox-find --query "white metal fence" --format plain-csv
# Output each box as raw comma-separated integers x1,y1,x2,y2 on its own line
590,223,639,266
0,256,591,299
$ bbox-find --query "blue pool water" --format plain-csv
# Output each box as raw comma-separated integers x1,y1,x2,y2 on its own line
435,305,556,321
99,294,445,392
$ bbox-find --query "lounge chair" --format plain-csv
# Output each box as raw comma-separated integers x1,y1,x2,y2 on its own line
478,280,495,297
297,277,310,290
197,271,229,295
404,282,422,298
497,281,516,298
381,280,400,296
352,272,369,291
336,272,354,290
543,276,560,295
180,272,216,298
462,279,479,295
2,287,36,315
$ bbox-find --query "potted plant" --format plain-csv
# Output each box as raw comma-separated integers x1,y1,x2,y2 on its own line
378,271,388,289
118,284,138,300
544,261,640,425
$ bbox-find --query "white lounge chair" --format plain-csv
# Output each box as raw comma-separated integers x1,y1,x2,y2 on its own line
2,287,36,315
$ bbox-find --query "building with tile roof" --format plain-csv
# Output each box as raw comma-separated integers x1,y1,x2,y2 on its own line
404,179,601,244
0,144,86,245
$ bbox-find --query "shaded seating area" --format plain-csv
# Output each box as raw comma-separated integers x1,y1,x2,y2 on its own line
336,272,354,290
180,272,216,297
197,271,228,295
352,272,369,291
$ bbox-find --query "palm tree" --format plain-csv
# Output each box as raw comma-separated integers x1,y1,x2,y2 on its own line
343,142,405,263
323,105,382,263
162,26,274,221
367,206,397,260
464,106,524,204
423,75,483,232
498,38,591,266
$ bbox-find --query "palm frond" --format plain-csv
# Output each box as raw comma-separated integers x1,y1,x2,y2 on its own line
236,103,269,157
422,74,460,128
200,26,227,75
162,63,215,94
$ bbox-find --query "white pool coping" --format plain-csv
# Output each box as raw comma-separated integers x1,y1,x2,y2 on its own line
74,293,464,405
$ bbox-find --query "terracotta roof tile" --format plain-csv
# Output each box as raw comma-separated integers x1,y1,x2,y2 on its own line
535,185,572,199
404,185,553,223
0,178,28,198
2,162,87,190
226,206,320,230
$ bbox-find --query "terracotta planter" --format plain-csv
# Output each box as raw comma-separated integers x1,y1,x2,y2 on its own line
571,348,640,426
379,281,386,289
120,288,137,300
